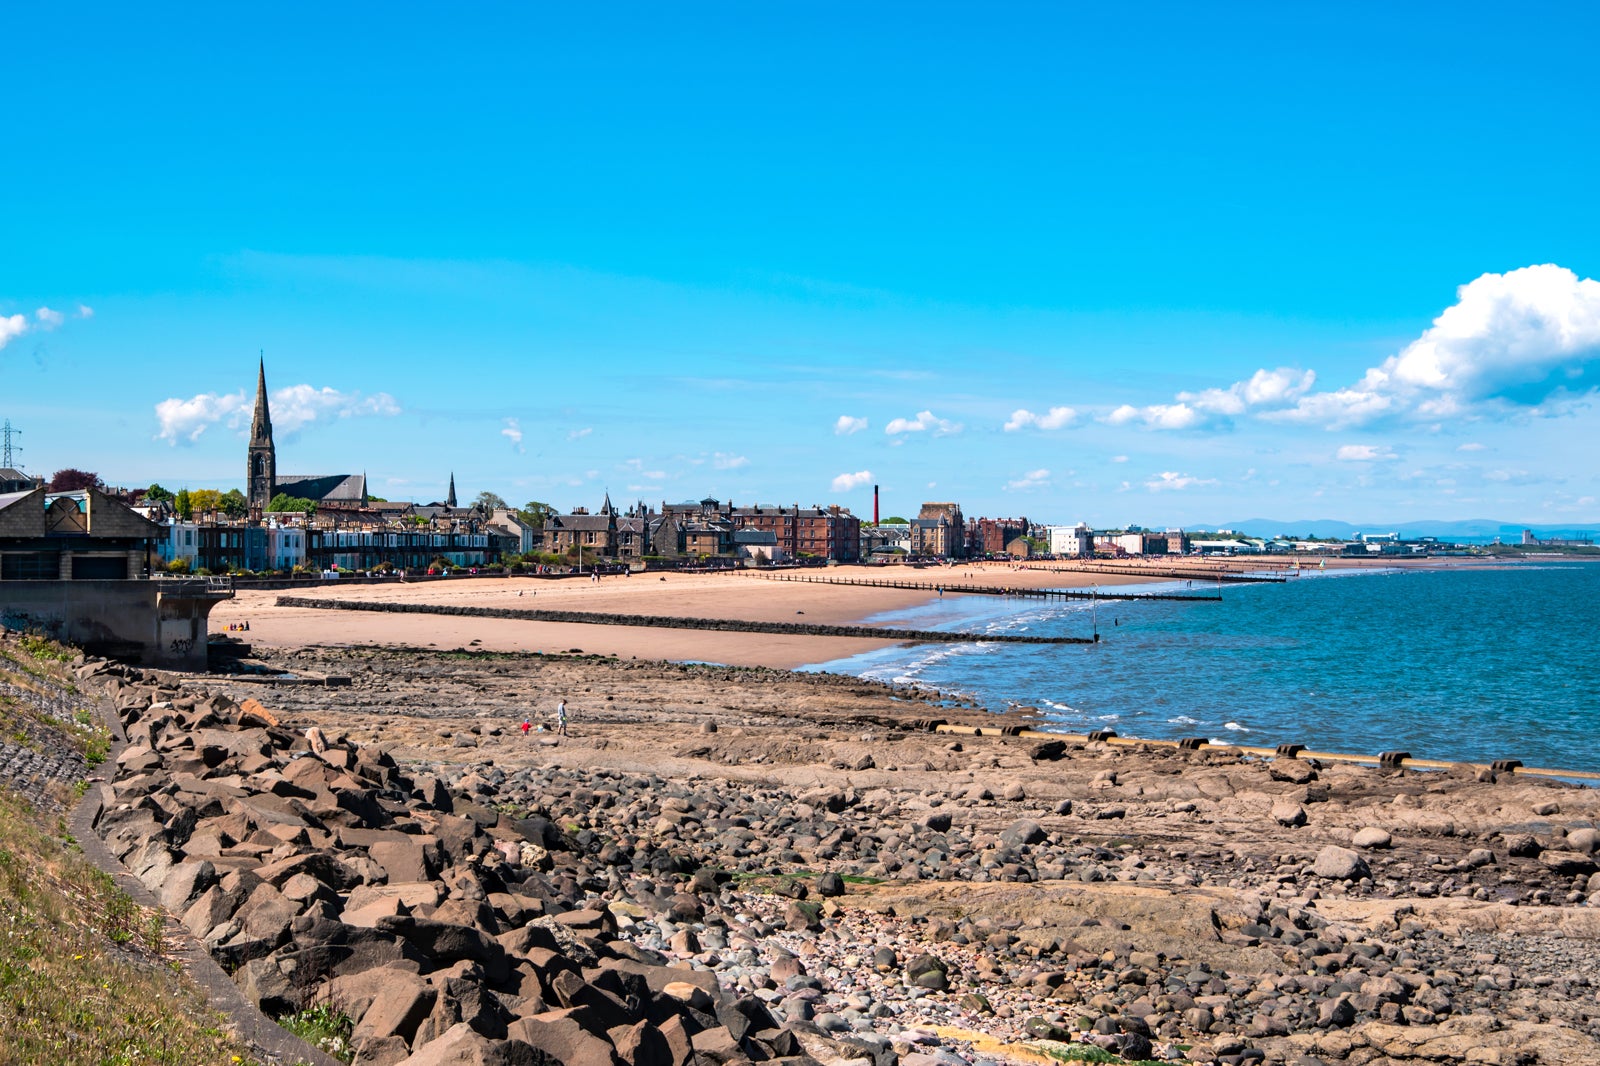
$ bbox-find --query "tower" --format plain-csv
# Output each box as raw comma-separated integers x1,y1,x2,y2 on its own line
447,472,457,508
247,355,277,515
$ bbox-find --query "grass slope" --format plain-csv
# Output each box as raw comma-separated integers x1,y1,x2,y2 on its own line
0,634,263,1066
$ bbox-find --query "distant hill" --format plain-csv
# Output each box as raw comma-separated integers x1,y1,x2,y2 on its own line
1211,518,1600,542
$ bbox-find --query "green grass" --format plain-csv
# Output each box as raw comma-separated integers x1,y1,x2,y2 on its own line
16,633,75,664
1030,1043,1120,1063
0,642,107,768
0,790,262,1065
1029,1042,1167,1066
277,1003,353,1063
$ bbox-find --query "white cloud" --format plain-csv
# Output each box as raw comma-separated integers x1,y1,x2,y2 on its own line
1177,368,1316,417
1108,368,1315,431
833,415,868,436
1276,264,1600,427
885,409,962,436
1265,387,1394,428
1484,468,1538,485
568,426,592,441
1,304,93,349
76,304,94,319
1005,468,1051,491
1457,441,1486,452
271,384,400,432
831,469,873,492
1335,444,1398,462
154,390,249,443
1004,406,1077,432
501,418,525,453
1106,402,1203,430
713,452,749,470
0,313,27,350
1145,471,1218,492
155,383,400,444
1111,455,1128,463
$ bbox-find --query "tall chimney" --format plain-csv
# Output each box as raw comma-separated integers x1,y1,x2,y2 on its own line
874,484,880,525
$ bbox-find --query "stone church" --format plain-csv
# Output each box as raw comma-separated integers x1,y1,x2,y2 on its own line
247,359,366,514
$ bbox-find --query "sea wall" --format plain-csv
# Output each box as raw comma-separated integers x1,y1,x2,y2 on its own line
0,580,223,669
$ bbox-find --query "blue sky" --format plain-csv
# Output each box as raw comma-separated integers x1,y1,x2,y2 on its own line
4,3,1598,527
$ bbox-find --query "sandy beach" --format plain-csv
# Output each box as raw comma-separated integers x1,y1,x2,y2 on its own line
211,564,1156,670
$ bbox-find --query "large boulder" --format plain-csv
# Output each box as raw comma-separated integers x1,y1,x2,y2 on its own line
1313,845,1371,882
999,818,1045,849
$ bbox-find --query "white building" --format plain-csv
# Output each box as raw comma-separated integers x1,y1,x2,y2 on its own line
265,524,307,571
1114,532,1148,556
1047,523,1094,556
1189,538,1263,555
157,519,200,569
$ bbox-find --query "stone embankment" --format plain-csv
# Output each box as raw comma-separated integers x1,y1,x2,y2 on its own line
0,653,91,812
274,597,1093,645
71,642,1600,1066
80,658,866,1066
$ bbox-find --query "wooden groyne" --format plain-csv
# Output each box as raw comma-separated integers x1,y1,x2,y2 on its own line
1011,563,1290,583
751,573,1221,602
274,597,1097,645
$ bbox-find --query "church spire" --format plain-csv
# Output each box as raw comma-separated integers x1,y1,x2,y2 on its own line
247,352,277,516
447,472,457,508
250,352,272,444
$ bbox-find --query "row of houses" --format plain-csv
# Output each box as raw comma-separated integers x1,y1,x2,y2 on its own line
155,519,508,573
541,496,863,564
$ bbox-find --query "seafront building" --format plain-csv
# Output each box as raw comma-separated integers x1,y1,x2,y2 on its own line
1047,523,1094,557
539,496,861,564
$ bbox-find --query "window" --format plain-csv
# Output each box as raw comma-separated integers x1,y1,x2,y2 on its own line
2,552,61,579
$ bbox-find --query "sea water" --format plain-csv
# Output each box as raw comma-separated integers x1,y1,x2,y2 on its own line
802,561,1600,773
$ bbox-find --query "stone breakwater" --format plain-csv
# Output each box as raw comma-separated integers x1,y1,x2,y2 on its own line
83,660,863,1066
76,641,1600,1066
274,597,1092,645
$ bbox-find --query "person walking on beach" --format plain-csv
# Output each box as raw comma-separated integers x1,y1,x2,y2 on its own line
520,716,531,737
555,699,569,737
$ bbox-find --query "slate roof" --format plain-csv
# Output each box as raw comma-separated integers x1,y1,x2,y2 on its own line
276,474,367,502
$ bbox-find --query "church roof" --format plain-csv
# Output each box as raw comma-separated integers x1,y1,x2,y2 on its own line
276,473,367,502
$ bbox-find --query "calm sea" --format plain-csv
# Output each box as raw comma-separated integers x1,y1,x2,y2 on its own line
802,561,1600,774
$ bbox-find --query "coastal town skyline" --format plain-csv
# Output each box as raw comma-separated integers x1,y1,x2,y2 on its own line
5,5,1599,525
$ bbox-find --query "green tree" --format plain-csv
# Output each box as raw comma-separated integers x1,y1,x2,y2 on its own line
219,489,248,518
143,483,174,503
189,488,221,515
268,493,318,513
174,488,193,520
517,500,555,528
474,491,507,510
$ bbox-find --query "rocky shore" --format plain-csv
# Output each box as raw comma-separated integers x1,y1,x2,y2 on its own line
63,644,1600,1065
